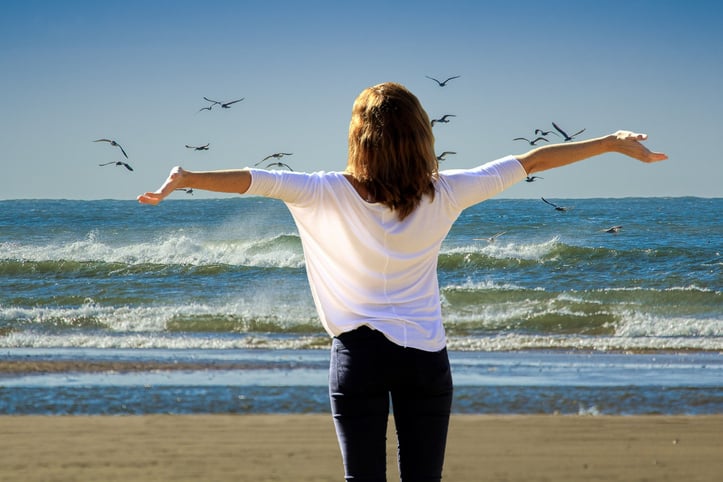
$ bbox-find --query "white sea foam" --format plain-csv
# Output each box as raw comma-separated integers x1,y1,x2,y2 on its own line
0,331,329,350
1,231,305,268
442,278,531,292
446,333,723,352
614,311,723,338
0,297,318,333
443,237,560,261
3,329,721,352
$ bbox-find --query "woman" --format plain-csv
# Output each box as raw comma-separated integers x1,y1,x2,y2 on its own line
138,82,666,481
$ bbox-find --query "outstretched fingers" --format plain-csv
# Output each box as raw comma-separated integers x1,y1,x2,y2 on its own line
614,131,668,163
645,150,668,163
137,192,165,205
137,166,186,205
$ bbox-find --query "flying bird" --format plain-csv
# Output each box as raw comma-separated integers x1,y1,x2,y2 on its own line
425,75,460,87
198,97,220,112
255,152,293,166
99,161,133,171
185,143,210,151
431,114,456,126
437,151,457,161
204,97,244,108
474,231,507,243
94,139,128,158
541,197,569,211
552,122,586,142
534,128,560,137
513,137,549,146
202,96,220,107
265,161,294,171
176,188,194,195
602,225,623,233
525,176,543,182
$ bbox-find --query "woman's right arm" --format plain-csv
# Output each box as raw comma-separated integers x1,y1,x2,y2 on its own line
137,167,252,205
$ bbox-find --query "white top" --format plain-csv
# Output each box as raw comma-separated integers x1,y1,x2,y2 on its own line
246,156,527,351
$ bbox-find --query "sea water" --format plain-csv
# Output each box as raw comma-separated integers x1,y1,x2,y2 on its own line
1,197,721,414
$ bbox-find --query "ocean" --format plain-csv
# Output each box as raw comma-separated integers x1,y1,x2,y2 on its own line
1,197,721,415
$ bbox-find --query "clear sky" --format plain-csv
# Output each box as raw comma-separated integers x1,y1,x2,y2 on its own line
2,0,721,200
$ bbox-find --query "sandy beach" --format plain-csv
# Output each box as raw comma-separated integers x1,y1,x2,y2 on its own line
0,414,720,481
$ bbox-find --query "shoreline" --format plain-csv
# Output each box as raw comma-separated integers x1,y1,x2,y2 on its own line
0,359,273,374
3,353,720,417
2,349,721,374
0,414,720,481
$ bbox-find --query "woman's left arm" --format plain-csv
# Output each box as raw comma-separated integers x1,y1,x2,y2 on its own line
516,131,667,175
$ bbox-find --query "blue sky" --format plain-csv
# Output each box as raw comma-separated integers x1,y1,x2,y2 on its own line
1,0,721,200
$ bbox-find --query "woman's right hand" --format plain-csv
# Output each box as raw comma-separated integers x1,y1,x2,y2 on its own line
137,166,186,205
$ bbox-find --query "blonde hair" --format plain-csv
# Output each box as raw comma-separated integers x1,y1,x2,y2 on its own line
346,82,438,220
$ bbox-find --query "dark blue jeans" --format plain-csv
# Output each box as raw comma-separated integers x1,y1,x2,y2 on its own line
329,326,454,482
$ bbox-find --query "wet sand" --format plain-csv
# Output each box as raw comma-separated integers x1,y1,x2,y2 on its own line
0,414,720,481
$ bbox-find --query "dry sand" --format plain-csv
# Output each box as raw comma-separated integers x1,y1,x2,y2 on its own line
0,414,720,481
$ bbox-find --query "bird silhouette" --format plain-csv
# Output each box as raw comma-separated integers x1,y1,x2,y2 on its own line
525,176,543,182
513,137,549,146
255,152,293,166
202,96,220,107
94,139,128,158
176,188,194,195
552,122,586,141
425,75,460,87
535,128,560,137
99,161,133,171
265,161,294,171
474,231,507,243
431,114,456,126
185,143,210,151
541,197,569,211
204,97,244,109
437,151,457,161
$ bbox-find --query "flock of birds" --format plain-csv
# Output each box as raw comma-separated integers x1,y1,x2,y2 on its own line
94,139,133,171
512,122,586,146
511,125,624,233
425,75,622,238
94,74,621,234
93,94,294,185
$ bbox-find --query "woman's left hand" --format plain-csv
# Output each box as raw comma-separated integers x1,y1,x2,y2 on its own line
613,131,668,163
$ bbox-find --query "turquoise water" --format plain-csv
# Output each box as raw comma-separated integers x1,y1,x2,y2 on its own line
1,197,721,414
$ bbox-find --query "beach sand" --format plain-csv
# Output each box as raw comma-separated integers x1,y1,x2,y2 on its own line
0,414,720,481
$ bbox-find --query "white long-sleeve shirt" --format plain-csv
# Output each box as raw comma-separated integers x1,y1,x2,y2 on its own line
246,156,527,351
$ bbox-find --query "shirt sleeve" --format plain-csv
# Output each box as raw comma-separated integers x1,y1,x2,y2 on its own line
438,156,527,210
245,168,319,205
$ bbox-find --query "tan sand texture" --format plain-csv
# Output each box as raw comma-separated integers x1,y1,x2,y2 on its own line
0,414,720,481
